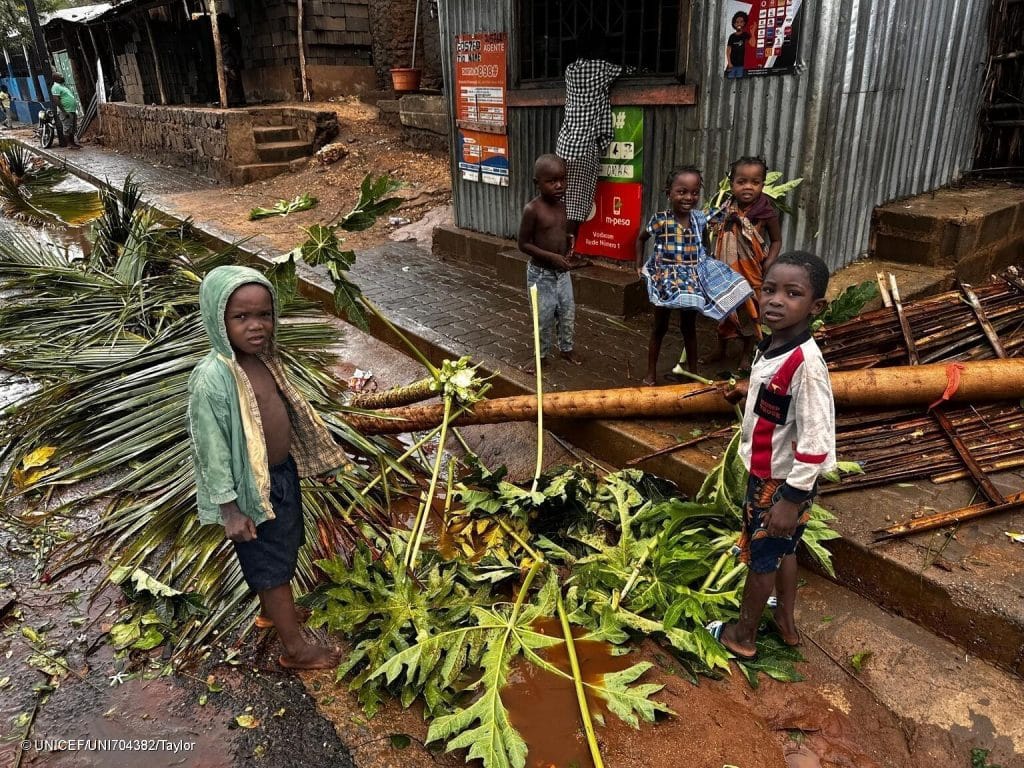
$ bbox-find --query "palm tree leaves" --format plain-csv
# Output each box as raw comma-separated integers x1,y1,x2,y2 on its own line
0,140,103,227
0,175,410,661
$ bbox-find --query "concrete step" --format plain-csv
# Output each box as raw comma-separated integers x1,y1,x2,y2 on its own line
871,184,1024,282
433,224,647,317
255,140,313,163
233,162,293,184
253,125,300,143
825,258,954,312
495,248,647,318
795,571,1023,764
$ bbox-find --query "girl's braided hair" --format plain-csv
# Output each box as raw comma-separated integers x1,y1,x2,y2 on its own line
665,164,702,191
728,155,768,180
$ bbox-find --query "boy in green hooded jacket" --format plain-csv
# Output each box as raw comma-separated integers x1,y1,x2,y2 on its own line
188,265,344,670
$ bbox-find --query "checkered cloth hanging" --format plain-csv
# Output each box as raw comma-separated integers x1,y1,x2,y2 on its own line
556,58,624,222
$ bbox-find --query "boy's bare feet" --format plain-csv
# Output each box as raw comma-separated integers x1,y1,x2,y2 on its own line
560,350,583,365
699,339,729,365
278,640,342,670
718,622,757,659
771,608,801,647
256,605,311,629
523,357,547,375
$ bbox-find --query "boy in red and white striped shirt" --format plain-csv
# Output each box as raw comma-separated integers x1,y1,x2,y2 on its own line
717,251,835,660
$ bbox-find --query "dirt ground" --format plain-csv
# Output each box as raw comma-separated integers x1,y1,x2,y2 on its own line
162,98,453,255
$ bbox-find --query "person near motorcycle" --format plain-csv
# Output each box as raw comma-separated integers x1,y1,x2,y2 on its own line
50,74,80,148
0,85,11,129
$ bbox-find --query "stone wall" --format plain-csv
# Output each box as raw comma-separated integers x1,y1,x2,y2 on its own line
872,186,1024,283
97,103,339,182
98,103,257,180
367,0,442,90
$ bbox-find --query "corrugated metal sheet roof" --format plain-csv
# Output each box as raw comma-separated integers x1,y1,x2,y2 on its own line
42,3,113,26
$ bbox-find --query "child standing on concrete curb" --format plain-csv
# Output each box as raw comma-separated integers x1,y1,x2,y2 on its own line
518,153,582,371
188,265,346,670
711,251,836,660
709,155,783,364
636,165,752,385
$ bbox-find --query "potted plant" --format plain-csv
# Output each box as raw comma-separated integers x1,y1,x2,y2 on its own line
390,0,422,93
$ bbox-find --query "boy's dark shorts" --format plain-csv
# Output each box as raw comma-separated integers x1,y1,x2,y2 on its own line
233,455,304,593
737,476,813,574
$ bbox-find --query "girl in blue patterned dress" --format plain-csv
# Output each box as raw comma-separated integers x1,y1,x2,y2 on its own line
635,166,753,385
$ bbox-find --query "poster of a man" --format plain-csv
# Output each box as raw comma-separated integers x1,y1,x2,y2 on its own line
722,0,804,78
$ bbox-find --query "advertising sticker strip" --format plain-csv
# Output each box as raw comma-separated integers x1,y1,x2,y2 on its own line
576,107,644,261
454,32,509,184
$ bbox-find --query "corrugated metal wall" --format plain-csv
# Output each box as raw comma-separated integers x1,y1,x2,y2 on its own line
439,0,990,270
438,2,516,236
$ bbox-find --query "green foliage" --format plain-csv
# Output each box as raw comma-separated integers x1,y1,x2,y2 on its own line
341,173,404,232
107,566,206,651
310,539,490,716
92,173,144,269
815,280,880,329
971,748,1004,768
265,174,400,330
849,649,873,673
248,192,318,220
706,169,804,217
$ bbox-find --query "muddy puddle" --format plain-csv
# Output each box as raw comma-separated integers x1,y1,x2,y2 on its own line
503,618,635,768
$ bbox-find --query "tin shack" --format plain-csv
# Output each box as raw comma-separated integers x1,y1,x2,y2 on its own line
435,0,991,271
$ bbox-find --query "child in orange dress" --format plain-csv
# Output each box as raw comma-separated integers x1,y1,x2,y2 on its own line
709,156,782,364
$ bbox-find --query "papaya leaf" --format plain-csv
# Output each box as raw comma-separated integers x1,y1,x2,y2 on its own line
585,661,673,727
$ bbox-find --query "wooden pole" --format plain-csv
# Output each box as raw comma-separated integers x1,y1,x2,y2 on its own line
140,13,167,105
343,360,1024,436
74,28,95,87
206,0,229,108
86,26,103,87
104,23,125,99
297,0,309,101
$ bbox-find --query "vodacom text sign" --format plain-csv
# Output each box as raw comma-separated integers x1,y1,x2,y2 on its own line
576,107,644,261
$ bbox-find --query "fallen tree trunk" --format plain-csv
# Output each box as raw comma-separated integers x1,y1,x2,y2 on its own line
345,359,1024,435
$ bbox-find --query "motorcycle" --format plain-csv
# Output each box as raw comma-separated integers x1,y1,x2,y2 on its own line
35,108,56,149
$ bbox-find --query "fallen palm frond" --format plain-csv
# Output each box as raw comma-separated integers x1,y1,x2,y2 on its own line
0,139,103,227
248,192,319,220
0,172,415,659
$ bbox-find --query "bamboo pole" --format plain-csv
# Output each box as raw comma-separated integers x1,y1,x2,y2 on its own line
344,360,1024,436
930,408,1006,505
959,281,1008,358
140,13,167,105
873,493,1024,541
207,0,229,108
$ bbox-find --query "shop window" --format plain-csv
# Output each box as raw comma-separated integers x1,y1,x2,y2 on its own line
518,0,686,82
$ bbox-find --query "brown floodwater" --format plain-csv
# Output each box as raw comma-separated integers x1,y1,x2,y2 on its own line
503,617,636,768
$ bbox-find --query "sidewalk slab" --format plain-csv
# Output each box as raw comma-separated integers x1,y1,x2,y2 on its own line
21,138,1024,677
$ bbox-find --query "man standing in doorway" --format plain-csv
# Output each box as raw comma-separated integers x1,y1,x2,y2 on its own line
51,73,80,148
